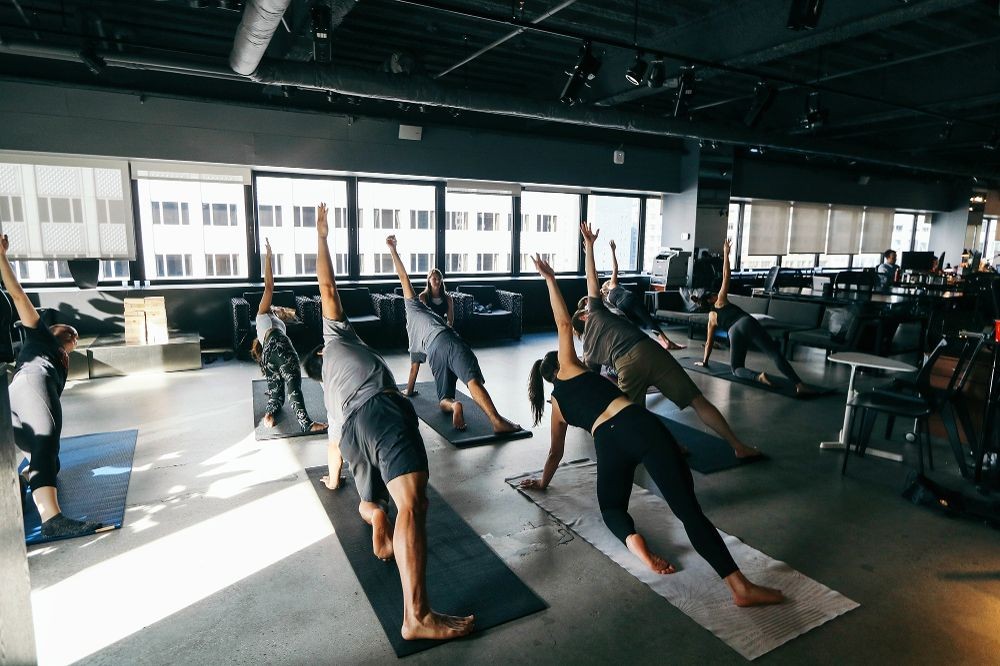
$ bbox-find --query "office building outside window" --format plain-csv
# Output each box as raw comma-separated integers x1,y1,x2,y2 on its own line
521,191,579,273
359,182,436,276
588,194,640,271
446,191,512,273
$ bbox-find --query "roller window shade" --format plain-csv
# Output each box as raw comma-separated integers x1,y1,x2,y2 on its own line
0,153,135,260
860,208,894,253
789,204,829,253
827,206,863,254
130,161,251,185
746,201,791,255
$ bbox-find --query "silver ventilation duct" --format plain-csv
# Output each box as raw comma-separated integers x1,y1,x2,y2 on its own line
229,0,294,76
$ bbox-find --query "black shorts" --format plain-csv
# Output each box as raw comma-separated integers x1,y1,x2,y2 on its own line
427,331,485,401
340,391,429,504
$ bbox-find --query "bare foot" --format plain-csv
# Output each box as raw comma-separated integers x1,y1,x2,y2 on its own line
732,582,785,607
320,474,342,490
626,533,676,575
492,417,520,435
261,413,276,428
757,371,774,386
734,444,762,459
452,401,467,431
310,421,328,433
401,611,475,641
662,338,687,351
371,508,394,561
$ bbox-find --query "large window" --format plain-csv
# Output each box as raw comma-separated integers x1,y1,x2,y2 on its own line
138,174,247,281
521,191,580,273
588,195,640,271
359,182,436,276
643,197,663,272
445,191,511,274
256,176,348,277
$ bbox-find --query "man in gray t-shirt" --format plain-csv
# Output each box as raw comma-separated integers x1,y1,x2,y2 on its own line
303,204,473,642
387,235,520,436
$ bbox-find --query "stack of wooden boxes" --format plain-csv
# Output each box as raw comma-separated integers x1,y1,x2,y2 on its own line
123,296,169,344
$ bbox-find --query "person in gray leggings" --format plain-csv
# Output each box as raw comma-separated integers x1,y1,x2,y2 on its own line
1,234,103,538
700,239,812,395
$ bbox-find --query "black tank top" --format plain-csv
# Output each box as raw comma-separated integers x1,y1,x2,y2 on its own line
427,295,449,320
550,371,625,432
713,302,748,330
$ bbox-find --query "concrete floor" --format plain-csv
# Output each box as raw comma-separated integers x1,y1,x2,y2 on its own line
23,330,1000,665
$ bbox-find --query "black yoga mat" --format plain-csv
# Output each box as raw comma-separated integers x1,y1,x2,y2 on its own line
20,429,138,545
401,382,532,447
654,416,768,475
676,356,837,398
251,378,328,440
306,466,546,657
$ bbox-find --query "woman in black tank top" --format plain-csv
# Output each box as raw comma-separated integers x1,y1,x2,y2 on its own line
522,225,783,608
700,239,811,395
418,268,454,327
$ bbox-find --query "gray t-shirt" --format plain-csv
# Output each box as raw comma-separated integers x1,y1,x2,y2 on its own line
606,284,630,309
582,296,647,370
255,312,286,343
322,318,397,442
875,262,898,291
404,297,448,364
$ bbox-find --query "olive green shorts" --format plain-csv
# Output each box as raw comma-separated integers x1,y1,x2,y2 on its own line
615,338,701,408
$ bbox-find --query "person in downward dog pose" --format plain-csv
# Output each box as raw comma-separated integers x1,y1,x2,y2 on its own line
1,235,102,538
573,224,759,459
302,203,473,641
701,239,813,395
252,238,327,433
419,268,454,327
522,249,783,608
387,235,519,435
602,239,685,350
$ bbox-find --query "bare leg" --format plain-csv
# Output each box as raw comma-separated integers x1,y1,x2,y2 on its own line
466,379,519,433
625,533,676,574
689,396,760,458
439,398,466,430
358,501,394,561
31,485,61,523
725,570,784,607
386,471,475,641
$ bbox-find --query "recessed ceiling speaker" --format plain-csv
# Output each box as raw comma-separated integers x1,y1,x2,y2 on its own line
398,125,423,141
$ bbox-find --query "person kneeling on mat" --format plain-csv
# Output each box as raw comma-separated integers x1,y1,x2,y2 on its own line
700,239,813,396
522,251,783,608
302,203,474,641
386,235,520,435
1,234,102,538
252,238,327,433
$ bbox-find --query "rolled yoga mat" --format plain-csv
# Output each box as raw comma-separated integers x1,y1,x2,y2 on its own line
251,377,328,441
20,429,138,545
677,356,838,398
655,416,768,475
401,382,532,447
306,466,546,657
506,460,858,661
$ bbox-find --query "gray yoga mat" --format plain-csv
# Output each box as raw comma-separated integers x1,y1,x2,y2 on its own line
401,382,532,447
656,416,769,474
306,466,546,657
251,378,327,440
506,460,858,660
677,356,837,398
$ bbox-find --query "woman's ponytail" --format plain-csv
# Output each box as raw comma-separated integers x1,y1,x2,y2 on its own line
528,359,545,427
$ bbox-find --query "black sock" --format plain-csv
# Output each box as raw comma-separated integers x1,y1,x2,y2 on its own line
41,513,103,538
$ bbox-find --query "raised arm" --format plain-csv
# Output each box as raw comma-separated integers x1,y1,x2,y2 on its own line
0,235,40,329
258,238,274,315
316,203,345,321
717,238,732,305
582,221,601,297
533,254,582,371
608,239,620,288
386,236,416,299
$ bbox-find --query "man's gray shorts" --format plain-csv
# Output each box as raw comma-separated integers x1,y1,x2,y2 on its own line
427,330,484,401
340,392,428,504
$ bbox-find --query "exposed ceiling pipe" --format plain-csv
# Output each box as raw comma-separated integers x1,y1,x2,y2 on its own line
252,60,995,180
229,0,294,76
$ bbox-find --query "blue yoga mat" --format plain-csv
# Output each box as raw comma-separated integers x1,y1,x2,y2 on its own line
19,429,138,545
654,416,768,475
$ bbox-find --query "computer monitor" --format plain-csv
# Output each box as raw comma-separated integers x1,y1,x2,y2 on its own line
763,265,781,293
900,251,936,272
965,251,982,275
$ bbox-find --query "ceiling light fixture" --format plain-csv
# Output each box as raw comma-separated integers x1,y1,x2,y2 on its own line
984,130,1000,151
559,40,601,105
939,121,954,141
787,0,823,30
800,91,828,130
79,48,105,76
672,66,695,118
744,81,776,128
624,0,645,86
646,60,665,88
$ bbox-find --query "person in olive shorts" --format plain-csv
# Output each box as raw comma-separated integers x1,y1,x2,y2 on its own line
573,225,760,460
302,203,473,642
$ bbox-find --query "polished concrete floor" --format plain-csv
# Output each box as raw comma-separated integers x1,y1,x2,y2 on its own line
23,330,1000,665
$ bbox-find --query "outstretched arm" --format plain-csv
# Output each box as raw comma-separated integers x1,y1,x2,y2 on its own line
717,238,733,305
700,313,717,365
0,235,39,329
386,235,416,299
608,239,619,288
533,254,581,370
258,238,274,315
520,398,568,490
316,203,345,321
582,221,601,297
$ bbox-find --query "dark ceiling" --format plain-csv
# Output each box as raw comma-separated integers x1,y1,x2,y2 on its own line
1,0,999,180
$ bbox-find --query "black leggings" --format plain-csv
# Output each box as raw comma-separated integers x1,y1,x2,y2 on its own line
11,370,62,490
616,292,666,338
728,316,802,385
593,405,738,579
262,332,313,430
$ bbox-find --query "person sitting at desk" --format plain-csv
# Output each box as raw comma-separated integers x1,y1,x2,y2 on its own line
875,249,899,292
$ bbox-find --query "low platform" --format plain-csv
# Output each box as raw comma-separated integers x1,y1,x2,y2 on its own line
85,332,202,378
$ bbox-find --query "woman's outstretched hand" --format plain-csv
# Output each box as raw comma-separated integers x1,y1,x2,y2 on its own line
0,234,9,255
580,221,599,245
264,237,272,256
723,237,732,255
386,234,398,250
519,478,546,490
317,202,329,238
532,253,556,279
609,239,616,251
